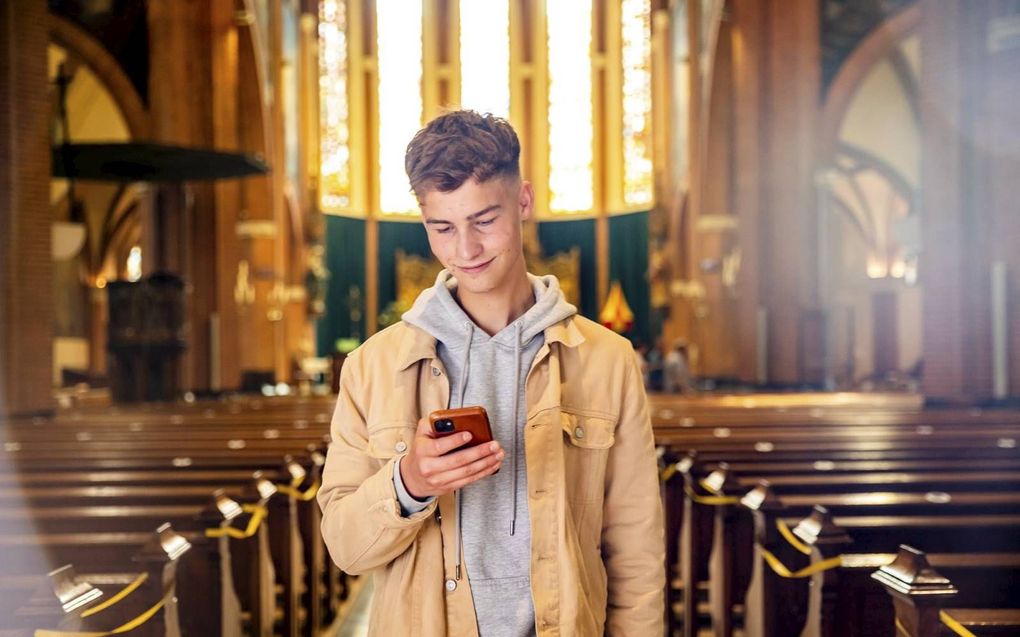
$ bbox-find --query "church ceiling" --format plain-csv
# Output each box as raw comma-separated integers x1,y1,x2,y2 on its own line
821,0,916,93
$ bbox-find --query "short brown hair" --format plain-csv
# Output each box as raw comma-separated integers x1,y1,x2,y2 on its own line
404,110,521,200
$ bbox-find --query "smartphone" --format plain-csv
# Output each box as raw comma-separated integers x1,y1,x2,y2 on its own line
429,406,495,450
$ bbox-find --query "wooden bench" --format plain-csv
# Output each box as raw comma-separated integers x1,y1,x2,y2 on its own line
0,402,339,637
873,545,1020,637
651,397,1020,637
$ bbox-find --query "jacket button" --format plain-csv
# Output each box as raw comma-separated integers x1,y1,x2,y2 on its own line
395,441,408,453
432,367,441,376
445,578,457,592
574,426,585,439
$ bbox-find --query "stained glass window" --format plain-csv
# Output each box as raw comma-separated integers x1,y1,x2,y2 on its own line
622,0,654,207
547,0,594,214
377,0,423,214
459,0,510,119
318,0,350,210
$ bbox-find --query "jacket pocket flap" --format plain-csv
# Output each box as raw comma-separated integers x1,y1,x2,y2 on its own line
366,424,416,459
561,412,616,449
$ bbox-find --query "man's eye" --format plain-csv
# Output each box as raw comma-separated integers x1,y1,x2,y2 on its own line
435,226,453,234
477,218,495,226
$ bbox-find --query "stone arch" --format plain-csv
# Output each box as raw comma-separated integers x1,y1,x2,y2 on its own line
818,5,921,163
49,14,150,139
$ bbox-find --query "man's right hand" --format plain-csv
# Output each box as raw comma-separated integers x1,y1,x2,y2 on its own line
399,417,504,499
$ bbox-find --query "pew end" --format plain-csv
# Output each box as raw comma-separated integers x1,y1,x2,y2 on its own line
872,545,958,637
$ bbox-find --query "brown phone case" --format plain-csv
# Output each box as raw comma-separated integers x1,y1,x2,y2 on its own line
429,406,494,450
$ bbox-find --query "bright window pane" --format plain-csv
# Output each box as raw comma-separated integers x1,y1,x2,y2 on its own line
459,0,510,119
318,0,350,210
377,0,423,214
622,0,654,207
547,0,593,214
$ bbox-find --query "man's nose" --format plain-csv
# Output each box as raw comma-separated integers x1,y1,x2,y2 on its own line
457,229,483,261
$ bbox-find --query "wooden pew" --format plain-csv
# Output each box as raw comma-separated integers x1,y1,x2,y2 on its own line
7,524,219,637
656,408,1020,637
0,397,367,636
737,497,1020,637
1,426,332,637
0,469,311,637
874,545,1020,637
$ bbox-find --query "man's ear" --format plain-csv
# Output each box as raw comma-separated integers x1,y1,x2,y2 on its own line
518,180,535,222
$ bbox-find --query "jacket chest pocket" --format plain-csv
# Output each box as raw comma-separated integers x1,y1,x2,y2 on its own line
560,412,616,503
365,423,417,460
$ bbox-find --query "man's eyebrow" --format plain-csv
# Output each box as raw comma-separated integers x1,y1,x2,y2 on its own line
423,204,500,224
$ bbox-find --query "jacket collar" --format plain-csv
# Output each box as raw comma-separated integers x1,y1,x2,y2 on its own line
393,314,585,372
394,323,439,371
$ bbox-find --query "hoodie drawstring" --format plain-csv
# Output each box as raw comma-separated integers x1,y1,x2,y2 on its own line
510,321,521,536
455,322,473,580
453,320,523,577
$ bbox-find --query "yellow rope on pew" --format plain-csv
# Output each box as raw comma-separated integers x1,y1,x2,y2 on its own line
276,479,320,501
660,463,679,483
34,578,173,637
682,480,741,506
205,503,268,539
940,610,978,637
776,519,813,556
760,547,842,578
79,573,147,618
894,617,909,636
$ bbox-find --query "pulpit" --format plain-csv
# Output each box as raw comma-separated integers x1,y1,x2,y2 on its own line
107,272,186,402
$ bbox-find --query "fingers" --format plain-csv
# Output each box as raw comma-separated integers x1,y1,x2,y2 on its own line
443,455,503,491
432,431,474,456
414,443,504,494
429,449,504,492
437,440,501,471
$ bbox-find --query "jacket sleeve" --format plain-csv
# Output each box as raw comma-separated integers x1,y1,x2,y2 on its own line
317,351,438,575
602,351,666,635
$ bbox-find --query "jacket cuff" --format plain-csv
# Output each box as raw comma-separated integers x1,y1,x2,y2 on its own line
393,456,435,516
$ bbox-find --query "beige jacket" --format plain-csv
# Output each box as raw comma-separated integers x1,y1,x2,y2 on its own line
318,314,665,636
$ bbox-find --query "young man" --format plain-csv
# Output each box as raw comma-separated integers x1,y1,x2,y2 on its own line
318,110,664,636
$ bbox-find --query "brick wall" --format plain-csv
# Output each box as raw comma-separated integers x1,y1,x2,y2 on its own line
0,0,54,416
920,0,1020,402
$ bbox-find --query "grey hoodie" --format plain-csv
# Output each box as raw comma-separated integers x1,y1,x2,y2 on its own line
394,270,577,637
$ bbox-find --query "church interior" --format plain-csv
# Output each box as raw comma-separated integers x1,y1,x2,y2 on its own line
1,0,1019,635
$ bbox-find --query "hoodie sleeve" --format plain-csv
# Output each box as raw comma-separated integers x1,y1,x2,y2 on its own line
602,350,666,635
317,350,438,574
393,456,436,515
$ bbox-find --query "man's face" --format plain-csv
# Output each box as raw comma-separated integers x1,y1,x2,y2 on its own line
420,176,533,296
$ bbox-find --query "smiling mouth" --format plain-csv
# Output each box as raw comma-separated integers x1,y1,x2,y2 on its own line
458,258,494,274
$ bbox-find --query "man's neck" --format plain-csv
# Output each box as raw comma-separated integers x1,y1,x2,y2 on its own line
454,272,535,337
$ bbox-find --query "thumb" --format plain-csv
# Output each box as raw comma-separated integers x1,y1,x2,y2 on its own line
416,416,433,438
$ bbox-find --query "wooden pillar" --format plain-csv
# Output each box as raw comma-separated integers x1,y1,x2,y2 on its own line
211,1,243,391
694,0,818,385
730,0,765,384
147,0,219,393
759,0,820,384
0,0,54,416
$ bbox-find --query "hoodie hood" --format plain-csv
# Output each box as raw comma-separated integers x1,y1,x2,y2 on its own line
402,269,577,351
